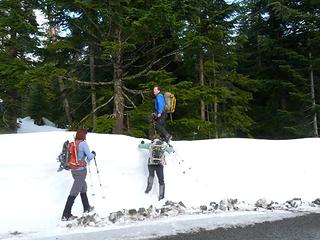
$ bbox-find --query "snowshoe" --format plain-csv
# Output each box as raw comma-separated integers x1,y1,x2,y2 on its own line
61,215,78,221
84,206,95,213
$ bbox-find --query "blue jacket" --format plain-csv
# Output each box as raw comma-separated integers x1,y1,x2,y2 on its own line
72,141,95,172
155,93,166,114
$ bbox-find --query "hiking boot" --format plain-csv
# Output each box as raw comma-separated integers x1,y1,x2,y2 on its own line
165,135,172,143
84,206,95,213
80,192,94,213
62,195,76,221
61,215,78,221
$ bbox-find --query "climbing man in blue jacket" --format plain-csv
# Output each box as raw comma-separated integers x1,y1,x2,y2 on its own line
152,86,172,143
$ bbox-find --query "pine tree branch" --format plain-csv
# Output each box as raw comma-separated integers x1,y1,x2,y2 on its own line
63,76,113,86
122,86,149,95
122,49,180,81
81,8,104,38
82,63,113,67
121,89,136,108
70,95,91,114
123,41,162,69
72,22,101,42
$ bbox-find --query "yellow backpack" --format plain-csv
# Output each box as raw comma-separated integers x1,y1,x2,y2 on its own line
164,92,176,113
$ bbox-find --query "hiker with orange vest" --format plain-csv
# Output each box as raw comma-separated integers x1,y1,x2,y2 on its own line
61,128,96,221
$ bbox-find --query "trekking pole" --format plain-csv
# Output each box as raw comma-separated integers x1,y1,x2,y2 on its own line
93,157,106,199
87,163,95,196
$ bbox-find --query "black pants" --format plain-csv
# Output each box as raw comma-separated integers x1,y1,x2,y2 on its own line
148,164,164,185
155,112,169,140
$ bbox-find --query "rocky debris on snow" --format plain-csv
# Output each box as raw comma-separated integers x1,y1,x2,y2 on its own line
109,211,125,224
266,201,282,210
255,198,272,209
255,198,280,210
109,205,159,224
128,209,137,215
146,205,158,216
285,198,302,208
77,213,103,226
62,197,320,229
200,205,207,212
138,207,150,217
108,201,187,224
160,201,187,216
209,202,219,211
198,202,220,212
219,199,239,211
312,198,320,205
65,213,103,228
123,208,150,221
9,231,22,236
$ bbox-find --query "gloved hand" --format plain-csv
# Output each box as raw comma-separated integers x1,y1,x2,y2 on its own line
91,151,96,157
152,113,158,121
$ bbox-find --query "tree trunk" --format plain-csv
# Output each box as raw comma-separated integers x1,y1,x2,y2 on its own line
47,9,72,125
199,55,206,121
112,29,125,134
197,16,206,121
7,31,18,132
309,51,318,137
256,33,262,71
212,55,218,139
89,45,97,128
58,76,72,125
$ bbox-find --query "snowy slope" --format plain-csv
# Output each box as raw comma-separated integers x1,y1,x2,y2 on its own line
1,117,320,239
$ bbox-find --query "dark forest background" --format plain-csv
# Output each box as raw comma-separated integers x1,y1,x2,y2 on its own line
0,0,319,140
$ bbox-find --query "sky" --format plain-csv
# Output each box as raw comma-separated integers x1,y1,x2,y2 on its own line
1,117,320,240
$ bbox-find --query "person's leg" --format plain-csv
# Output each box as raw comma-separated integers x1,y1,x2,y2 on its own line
155,165,165,200
145,165,155,193
155,113,171,141
148,114,157,139
77,171,94,213
62,195,77,220
62,170,86,220
70,170,87,197
80,192,94,213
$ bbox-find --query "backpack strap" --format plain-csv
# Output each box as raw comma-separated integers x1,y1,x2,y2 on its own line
74,140,83,163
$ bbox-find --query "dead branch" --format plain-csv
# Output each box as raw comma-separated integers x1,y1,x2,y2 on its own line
79,96,114,124
121,89,136,108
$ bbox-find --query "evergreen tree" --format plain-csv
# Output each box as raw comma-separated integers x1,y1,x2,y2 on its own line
169,0,255,139
0,0,39,131
237,0,320,139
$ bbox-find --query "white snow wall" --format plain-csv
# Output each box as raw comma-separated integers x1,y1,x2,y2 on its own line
1,132,319,231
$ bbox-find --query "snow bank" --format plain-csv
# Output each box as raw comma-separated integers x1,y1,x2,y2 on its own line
17,117,66,133
1,117,320,238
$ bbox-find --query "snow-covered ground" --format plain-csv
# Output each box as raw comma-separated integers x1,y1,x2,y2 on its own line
1,117,320,240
